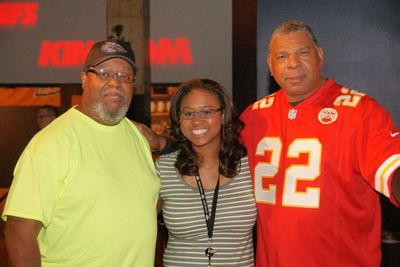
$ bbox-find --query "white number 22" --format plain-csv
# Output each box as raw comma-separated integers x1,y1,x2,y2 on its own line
254,138,322,208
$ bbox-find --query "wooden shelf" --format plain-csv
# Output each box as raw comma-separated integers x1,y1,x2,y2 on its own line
151,112,169,116
151,94,170,100
150,84,178,138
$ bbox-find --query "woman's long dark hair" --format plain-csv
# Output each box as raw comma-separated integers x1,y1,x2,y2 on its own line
170,78,246,178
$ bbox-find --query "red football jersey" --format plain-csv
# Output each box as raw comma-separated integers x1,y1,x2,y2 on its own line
240,79,400,267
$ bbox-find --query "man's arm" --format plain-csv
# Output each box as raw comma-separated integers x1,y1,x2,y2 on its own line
391,168,400,205
132,121,176,154
4,216,42,267
157,198,163,214
131,121,166,152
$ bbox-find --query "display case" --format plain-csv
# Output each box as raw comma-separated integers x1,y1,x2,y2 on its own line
150,84,178,137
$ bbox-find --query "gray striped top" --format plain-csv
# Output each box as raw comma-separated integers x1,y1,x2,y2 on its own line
156,152,257,267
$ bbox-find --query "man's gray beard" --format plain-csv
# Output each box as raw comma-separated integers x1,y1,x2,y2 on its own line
92,102,129,125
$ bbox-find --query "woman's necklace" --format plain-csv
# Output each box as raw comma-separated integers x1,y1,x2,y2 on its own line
202,160,219,169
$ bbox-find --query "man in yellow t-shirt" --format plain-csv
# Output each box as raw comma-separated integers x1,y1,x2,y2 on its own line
2,40,160,267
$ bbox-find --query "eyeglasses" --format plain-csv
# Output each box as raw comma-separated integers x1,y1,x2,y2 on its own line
179,108,223,120
87,68,135,83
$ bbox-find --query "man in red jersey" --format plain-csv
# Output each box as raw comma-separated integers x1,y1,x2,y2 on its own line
137,19,400,267
240,19,400,267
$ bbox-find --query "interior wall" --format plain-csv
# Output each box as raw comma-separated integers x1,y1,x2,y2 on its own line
107,0,151,125
0,0,106,84
150,0,232,92
0,85,82,187
232,0,257,113
257,0,400,125
0,106,37,187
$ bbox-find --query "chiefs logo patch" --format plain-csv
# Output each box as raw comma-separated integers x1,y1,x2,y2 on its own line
318,108,338,124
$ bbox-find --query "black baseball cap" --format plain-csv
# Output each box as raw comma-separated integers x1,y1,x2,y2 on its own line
83,40,138,73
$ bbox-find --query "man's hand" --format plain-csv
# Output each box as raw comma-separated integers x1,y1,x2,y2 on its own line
132,121,166,152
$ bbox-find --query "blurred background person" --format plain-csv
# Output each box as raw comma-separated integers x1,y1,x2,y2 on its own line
36,105,58,130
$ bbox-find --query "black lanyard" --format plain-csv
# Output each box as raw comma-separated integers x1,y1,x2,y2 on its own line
194,174,220,264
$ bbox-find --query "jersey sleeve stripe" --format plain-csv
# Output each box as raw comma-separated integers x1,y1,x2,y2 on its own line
375,154,400,197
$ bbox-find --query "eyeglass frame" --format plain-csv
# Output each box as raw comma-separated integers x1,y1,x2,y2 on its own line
179,108,223,120
86,68,136,83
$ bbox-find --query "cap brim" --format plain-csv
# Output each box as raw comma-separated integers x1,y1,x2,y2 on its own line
88,55,138,73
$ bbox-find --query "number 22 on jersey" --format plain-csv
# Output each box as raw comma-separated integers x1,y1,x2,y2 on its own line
255,138,322,208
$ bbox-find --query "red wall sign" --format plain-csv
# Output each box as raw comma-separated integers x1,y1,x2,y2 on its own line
1,3,193,68
1,0,231,85
150,37,193,65
38,40,95,67
37,38,193,68
0,2,39,26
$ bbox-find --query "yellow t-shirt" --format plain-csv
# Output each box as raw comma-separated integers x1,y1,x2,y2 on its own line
3,107,160,267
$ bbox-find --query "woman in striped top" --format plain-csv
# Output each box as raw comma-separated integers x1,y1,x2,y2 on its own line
156,79,257,267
